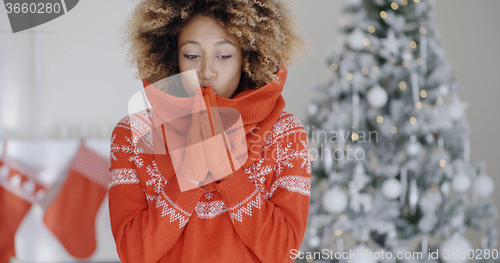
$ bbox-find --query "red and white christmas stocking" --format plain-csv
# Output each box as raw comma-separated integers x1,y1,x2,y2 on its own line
43,141,108,259
0,145,47,263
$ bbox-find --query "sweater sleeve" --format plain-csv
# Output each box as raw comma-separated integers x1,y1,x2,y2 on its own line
108,119,205,263
215,121,311,263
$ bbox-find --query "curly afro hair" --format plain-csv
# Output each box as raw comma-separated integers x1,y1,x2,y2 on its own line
120,0,311,94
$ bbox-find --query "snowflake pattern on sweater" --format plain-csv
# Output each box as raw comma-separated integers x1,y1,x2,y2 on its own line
109,110,311,227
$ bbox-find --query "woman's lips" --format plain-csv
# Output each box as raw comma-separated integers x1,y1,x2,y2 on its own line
202,85,218,94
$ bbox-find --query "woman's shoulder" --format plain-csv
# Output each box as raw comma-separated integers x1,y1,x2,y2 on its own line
113,109,153,132
259,110,307,152
269,110,307,143
111,109,154,151
275,110,305,128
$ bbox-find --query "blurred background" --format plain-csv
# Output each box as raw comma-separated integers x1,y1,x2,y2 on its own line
0,0,498,262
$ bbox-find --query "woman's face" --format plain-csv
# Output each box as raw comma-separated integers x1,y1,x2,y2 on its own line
178,15,243,99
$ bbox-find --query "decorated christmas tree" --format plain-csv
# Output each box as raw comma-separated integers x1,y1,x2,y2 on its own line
302,0,498,262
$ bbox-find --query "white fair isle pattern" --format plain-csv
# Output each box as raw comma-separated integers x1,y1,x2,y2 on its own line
265,175,311,199
299,140,312,175
260,111,287,151
145,160,167,195
130,146,145,168
112,111,154,163
271,138,312,178
110,134,119,162
128,111,153,144
245,158,272,194
117,110,155,151
227,189,263,223
108,168,140,189
274,141,296,177
110,134,134,162
155,191,192,228
143,190,158,205
271,112,305,143
204,191,213,200
261,128,275,151
195,200,227,219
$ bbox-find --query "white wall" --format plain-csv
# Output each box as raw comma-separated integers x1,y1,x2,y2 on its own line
0,0,140,139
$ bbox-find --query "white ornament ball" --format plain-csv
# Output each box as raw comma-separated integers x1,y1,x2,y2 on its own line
439,236,472,263
406,142,422,157
402,51,413,61
439,85,449,95
451,173,471,193
308,235,321,248
367,85,388,109
346,245,376,263
308,104,318,116
348,28,366,51
472,175,495,198
382,178,402,200
448,101,466,121
322,187,348,214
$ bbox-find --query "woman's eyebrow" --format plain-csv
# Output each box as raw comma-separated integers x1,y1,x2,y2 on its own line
214,39,236,47
180,39,236,47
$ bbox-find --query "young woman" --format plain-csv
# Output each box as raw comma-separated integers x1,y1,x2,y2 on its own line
109,0,312,262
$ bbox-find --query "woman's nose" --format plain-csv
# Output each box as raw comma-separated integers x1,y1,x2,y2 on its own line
199,57,216,80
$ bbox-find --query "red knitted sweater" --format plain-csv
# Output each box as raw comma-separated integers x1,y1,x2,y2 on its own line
108,66,311,262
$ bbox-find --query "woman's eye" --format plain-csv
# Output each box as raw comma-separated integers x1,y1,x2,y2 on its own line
184,54,231,60
184,54,199,59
